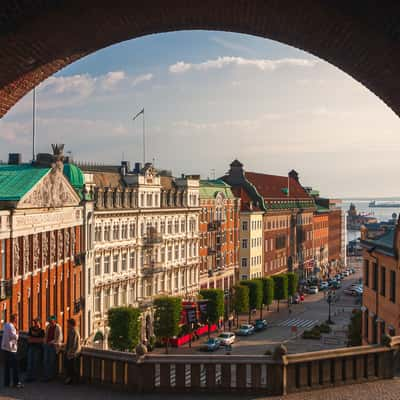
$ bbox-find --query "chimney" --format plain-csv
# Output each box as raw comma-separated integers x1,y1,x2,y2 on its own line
288,169,299,182
134,162,141,173
8,153,22,165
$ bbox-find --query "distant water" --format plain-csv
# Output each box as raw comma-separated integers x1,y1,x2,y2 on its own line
341,199,400,243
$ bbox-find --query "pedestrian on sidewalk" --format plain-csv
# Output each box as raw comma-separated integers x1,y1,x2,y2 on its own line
43,315,63,381
64,318,81,385
25,318,45,382
1,314,23,388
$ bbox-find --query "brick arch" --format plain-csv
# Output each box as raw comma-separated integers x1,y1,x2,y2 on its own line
1,0,400,118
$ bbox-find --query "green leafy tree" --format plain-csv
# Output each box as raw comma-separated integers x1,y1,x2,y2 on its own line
241,280,263,322
232,285,249,326
199,289,225,338
108,307,141,352
260,277,274,315
153,296,182,353
287,272,299,307
348,310,362,346
272,274,288,312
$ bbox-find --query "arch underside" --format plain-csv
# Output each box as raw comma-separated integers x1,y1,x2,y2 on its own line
1,0,400,118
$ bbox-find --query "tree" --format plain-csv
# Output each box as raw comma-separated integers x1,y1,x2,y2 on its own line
241,280,263,322
199,289,225,338
153,296,182,353
287,272,299,307
232,285,249,326
260,277,274,315
272,274,288,312
108,307,141,352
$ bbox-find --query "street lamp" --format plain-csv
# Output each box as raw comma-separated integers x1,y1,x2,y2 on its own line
326,290,334,325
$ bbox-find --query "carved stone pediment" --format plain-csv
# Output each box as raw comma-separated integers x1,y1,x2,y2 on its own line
18,168,81,209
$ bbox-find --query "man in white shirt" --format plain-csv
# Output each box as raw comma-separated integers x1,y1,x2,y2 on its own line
1,314,23,388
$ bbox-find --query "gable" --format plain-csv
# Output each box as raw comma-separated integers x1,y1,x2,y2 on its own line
18,167,81,209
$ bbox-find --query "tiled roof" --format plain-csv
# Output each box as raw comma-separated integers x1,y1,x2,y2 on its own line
199,179,235,199
231,186,262,212
245,172,311,200
361,228,395,256
0,164,50,201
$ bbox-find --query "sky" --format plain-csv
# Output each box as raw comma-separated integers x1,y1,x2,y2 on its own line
1,30,400,198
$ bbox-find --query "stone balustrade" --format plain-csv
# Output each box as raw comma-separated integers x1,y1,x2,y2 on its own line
50,342,397,396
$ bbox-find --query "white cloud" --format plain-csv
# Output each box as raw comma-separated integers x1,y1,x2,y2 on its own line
101,71,126,90
132,73,153,86
169,56,319,74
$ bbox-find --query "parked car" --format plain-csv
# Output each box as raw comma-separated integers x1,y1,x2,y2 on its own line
350,268,356,274
343,270,350,277
201,338,221,352
236,324,255,336
329,280,341,289
344,288,357,296
319,282,329,290
306,286,319,294
218,332,236,346
335,274,342,281
254,319,268,331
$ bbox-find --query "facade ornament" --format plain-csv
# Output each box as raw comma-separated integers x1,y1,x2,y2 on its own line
65,229,70,259
13,239,21,277
23,236,30,274
32,234,40,270
58,229,63,261
50,231,56,264
42,232,49,266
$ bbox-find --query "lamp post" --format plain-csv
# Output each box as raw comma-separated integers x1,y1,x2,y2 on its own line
326,290,334,325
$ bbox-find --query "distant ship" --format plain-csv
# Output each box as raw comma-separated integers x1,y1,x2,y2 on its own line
369,200,400,208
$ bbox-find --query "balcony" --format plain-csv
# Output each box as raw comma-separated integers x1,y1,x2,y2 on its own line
0,279,12,300
142,261,165,275
207,247,216,256
143,233,163,247
74,297,84,314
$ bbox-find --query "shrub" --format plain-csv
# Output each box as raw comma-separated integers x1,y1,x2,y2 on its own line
347,310,362,346
108,307,141,352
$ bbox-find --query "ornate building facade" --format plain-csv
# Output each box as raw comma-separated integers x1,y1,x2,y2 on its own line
0,146,84,339
82,163,201,341
222,161,316,279
198,180,240,290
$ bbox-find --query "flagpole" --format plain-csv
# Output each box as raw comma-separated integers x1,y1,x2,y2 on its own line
143,108,145,165
32,87,36,162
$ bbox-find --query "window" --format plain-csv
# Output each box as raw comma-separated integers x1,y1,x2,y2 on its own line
168,246,172,261
364,260,369,287
104,256,110,274
242,221,248,231
167,220,172,234
241,258,247,268
113,287,119,306
390,270,396,303
181,220,186,232
121,253,127,271
140,193,144,207
372,262,378,291
174,220,179,233
147,193,153,207
113,224,120,241
129,223,136,238
130,252,135,269
94,291,101,312
95,226,102,242
104,289,110,311
113,255,119,273
380,267,386,296
242,239,248,249
104,226,111,241
121,224,128,239
174,245,179,260
161,221,166,234
95,257,101,275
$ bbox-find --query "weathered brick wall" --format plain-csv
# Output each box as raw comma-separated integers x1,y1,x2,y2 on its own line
1,1,400,117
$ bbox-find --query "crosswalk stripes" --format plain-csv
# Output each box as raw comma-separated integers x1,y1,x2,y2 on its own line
274,318,319,329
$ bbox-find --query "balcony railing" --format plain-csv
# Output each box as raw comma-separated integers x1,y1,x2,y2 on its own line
143,234,163,247
0,280,12,300
142,262,165,275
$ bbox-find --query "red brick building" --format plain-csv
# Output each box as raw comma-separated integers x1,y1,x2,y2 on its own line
199,180,240,290
361,223,400,344
312,210,329,277
0,146,84,339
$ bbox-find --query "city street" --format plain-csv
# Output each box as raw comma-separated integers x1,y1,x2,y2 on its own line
155,258,362,355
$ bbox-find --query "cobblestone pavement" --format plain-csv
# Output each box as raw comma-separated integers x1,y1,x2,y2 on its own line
1,378,400,400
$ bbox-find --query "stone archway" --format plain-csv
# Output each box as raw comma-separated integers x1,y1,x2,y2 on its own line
1,1,400,118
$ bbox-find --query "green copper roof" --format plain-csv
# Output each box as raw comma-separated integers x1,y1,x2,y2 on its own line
63,163,84,191
200,179,235,199
0,164,50,201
